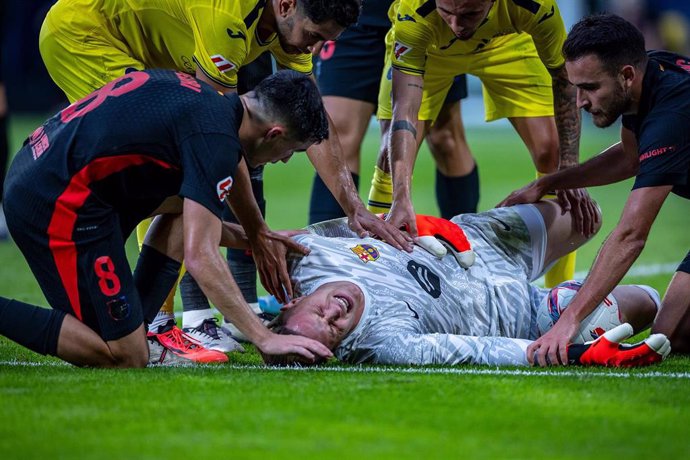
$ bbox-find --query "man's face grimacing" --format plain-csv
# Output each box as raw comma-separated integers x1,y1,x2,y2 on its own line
278,281,365,350
275,0,344,54
566,54,634,128
436,0,494,41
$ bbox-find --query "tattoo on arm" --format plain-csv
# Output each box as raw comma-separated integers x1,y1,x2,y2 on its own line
391,120,418,138
551,66,581,168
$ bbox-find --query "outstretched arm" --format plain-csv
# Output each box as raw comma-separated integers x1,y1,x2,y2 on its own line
527,184,672,367
384,69,425,236
306,111,413,251
225,159,308,302
371,332,532,366
367,326,668,368
550,65,580,169
182,198,332,362
499,126,640,207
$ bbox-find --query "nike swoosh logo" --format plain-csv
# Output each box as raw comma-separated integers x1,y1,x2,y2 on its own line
489,216,511,231
404,301,419,319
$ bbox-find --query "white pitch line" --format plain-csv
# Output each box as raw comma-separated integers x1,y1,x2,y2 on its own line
228,364,690,380
1,360,689,379
574,262,679,280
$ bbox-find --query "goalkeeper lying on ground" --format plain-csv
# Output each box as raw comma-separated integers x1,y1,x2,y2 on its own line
267,201,670,367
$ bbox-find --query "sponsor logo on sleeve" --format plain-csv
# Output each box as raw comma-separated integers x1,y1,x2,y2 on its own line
676,58,690,73
210,54,237,73
394,41,412,61
639,145,675,161
350,244,380,263
216,176,234,201
319,41,336,60
29,126,50,160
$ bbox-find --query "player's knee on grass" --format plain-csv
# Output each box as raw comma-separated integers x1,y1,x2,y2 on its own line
107,335,149,368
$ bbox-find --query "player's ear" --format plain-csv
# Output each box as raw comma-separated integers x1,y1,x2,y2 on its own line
280,297,304,311
264,126,286,141
277,0,297,17
620,64,636,89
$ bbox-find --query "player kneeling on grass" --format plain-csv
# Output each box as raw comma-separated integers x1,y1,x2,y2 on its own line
267,201,670,367
0,69,334,367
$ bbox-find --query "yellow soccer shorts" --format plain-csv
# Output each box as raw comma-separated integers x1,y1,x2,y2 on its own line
377,33,554,123
39,0,145,103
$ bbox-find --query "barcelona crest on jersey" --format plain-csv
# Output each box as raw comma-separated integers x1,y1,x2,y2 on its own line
350,244,380,263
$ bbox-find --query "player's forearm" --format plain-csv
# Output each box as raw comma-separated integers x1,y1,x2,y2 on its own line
538,141,636,192
220,221,250,249
185,249,270,343
374,334,531,366
551,66,581,168
306,126,363,217
389,70,424,202
226,159,269,235
388,126,417,201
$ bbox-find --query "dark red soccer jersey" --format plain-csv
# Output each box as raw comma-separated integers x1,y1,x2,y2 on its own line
622,50,690,199
6,69,243,237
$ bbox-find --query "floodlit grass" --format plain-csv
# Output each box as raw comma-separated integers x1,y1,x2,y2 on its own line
1,115,689,459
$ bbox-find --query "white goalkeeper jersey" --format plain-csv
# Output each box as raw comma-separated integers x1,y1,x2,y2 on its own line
290,207,547,367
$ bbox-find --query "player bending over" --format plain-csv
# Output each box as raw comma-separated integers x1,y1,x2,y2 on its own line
269,202,670,367
0,69,332,367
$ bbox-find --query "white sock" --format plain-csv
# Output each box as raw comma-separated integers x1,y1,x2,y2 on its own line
632,285,662,310
150,312,175,331
222,303,260,327
183,308,215,329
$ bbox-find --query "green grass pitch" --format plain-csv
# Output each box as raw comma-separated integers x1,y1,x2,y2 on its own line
1,115,689,459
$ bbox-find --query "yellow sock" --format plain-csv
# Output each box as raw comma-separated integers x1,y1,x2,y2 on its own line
136,218,152,251
136,218,182,315
545,252,576,288
536,172,577,287
367,166,393,214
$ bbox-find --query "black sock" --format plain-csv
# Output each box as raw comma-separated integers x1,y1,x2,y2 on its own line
226,248,258,303
309,172,359,224
179,271,210,311
133,245,182,324
0,296,66,356
435,165,479,218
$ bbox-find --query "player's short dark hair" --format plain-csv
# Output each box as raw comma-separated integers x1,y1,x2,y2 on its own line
299,0,361,28
563,13,647,75
253,70,329,145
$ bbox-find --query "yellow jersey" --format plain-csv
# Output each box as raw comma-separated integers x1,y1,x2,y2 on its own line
45,0,312,89
389,0,566,76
